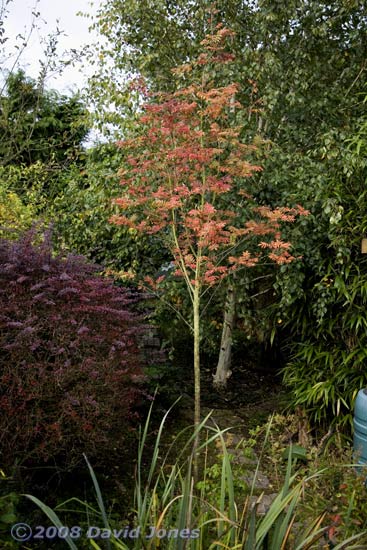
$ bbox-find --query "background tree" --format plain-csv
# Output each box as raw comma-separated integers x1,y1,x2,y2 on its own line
48,142,170,280
0,1,91,238
88,0,367,429
0,69,89,168
279,98,367,429
0,69,90,251
0,180,36,238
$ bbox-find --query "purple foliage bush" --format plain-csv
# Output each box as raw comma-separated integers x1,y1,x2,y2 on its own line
0,230,147,472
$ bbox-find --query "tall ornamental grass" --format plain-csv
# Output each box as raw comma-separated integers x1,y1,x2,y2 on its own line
27,404,367,549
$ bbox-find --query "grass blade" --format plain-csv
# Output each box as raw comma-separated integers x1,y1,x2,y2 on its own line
83,454,111,550
25,494,78,550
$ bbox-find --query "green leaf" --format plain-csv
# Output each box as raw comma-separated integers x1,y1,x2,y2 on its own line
281,445,308,462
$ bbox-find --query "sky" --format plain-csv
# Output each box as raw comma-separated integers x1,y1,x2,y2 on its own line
1,0,101,94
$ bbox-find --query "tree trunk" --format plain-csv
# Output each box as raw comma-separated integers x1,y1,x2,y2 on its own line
193,285,201,430
213,281,235,390
193,283,201,481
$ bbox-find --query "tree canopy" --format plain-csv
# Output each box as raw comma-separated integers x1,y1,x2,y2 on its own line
0,69,89,167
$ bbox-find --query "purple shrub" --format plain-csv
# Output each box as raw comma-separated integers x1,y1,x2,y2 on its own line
0,230,147,472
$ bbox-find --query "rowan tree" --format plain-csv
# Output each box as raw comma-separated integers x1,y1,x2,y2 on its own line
110,25,308,443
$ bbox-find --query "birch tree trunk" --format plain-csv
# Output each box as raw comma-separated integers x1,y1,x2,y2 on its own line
213,281,236,389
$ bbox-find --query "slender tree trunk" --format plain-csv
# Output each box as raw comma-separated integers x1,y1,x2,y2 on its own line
213,281,236,390
193,283,201,481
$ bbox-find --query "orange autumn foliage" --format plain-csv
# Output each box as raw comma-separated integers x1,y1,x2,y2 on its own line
111,24,309,290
